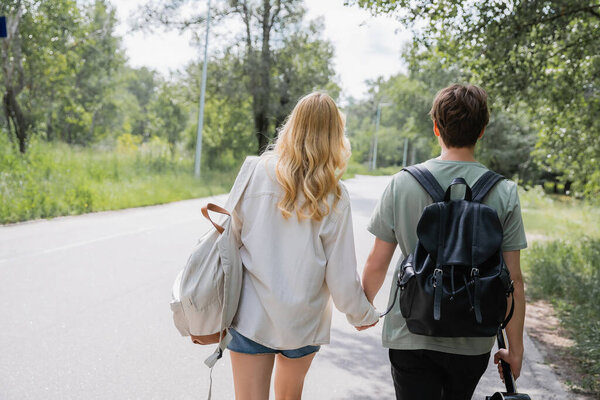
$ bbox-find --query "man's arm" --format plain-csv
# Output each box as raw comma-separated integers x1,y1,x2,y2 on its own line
362,237,397,303
494,250,525,380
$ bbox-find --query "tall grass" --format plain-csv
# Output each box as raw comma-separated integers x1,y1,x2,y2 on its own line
343,160,403,179
519,186,600,240
524,238,600,393
0,135,238,224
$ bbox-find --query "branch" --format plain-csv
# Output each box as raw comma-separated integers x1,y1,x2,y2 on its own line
523,4,600,28
269,0,281,30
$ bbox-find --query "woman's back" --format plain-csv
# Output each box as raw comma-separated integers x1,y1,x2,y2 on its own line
232,155,376,349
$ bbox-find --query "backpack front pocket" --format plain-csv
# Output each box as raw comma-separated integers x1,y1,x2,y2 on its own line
399,273,416,318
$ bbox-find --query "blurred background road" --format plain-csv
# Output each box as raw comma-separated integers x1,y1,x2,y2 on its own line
0,175,571,399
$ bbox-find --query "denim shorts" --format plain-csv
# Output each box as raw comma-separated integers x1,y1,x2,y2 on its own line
228,329,320,359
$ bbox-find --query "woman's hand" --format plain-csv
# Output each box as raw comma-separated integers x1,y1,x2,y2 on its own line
355,320,378,331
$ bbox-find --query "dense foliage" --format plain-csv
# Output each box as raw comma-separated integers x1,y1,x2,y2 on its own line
343,58,537,178
0,0,338,171
350,0,600,196
136,0,339,153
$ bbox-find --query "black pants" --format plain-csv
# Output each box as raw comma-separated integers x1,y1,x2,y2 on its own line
389,349,490,400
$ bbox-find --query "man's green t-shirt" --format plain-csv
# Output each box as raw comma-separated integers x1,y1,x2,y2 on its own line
367,158,528,355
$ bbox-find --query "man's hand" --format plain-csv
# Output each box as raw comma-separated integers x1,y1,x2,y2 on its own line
355,320,378,331
493,348,523,381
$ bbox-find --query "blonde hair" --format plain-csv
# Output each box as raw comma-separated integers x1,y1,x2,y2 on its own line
272,92,350,221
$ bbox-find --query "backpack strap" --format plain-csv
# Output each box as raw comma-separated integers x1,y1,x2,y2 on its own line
403,165,445,203
471,170,505,203
224,156,261,210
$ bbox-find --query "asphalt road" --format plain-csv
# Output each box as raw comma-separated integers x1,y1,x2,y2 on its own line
0,175,572,399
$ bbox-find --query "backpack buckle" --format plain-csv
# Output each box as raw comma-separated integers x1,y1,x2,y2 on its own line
507,279,515,295
433,268,443,288
471,267,480,278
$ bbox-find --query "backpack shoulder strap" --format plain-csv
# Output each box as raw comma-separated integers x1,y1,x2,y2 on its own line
224,156,260,210
403,165,445,203
471,170,505,203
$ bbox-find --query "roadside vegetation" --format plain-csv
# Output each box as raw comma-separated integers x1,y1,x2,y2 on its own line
524,237,600,394
517,187,600,395
0,134,237,224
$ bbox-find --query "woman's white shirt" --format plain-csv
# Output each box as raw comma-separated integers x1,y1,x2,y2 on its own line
230,156,379,349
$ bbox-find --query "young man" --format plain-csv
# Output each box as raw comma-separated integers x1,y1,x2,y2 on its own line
362,84,527,399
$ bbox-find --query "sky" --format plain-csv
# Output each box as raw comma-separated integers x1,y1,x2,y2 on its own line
114,0,411,100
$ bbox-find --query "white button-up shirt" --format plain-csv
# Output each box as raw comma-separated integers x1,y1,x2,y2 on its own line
230,156,379,349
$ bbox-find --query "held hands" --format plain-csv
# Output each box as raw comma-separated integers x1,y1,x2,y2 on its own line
493,348,523,381
355,319,379,331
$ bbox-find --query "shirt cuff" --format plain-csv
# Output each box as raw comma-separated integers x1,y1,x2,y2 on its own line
346,303,380,327
367,224,397,244
501,242,528,252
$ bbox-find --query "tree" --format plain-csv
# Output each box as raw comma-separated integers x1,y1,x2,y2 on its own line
1,0,125,151
56,0,124,144
125,66,158,140
0,2,28,152
0,1,81,151
137,0,336,153
271,17,340,129
178,49,255,169
351,0,600,195
149,82,187,154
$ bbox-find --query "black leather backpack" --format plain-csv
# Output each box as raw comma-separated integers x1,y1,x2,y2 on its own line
382,165,515,337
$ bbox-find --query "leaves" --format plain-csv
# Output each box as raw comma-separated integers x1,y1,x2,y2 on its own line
351,0,600,197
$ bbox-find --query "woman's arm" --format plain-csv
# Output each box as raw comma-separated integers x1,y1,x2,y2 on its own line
322,203,379,327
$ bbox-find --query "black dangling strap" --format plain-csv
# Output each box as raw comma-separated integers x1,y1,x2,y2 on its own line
433,268,443,321
450,265,456,300
472,267,482,324
463,274,474,311
500,293,515,329
380,284,400,318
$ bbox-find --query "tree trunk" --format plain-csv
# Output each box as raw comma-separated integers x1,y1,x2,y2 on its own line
3,88,28,153
254,0,273,154
1,4,27,153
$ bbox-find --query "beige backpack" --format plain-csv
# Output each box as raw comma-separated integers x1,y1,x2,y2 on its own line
170,156,259,371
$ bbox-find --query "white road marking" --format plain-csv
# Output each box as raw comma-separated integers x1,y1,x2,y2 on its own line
0,218,203,264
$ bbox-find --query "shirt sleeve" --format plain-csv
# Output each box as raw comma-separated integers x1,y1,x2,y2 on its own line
321,201,379,327
367,177,398,244
501,183,528,251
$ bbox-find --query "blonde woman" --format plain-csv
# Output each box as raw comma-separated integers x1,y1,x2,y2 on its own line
228,92,379,399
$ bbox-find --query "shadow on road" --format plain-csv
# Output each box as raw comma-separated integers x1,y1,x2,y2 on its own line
319,327,394,399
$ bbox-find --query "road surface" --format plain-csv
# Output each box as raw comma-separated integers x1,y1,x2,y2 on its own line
0,175,572,399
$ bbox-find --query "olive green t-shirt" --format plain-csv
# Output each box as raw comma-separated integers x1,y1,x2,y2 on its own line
367,158,528,355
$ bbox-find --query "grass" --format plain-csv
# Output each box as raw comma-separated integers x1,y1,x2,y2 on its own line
523,238,600,393
511,187,600,394
519,186,600,240
343,160,403,179
0,136,237,224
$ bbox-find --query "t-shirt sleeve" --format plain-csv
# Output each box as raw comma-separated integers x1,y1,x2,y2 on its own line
367,177,398,244
501,183,528,251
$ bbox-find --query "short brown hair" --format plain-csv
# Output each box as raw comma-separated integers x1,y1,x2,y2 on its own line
429,84,489,148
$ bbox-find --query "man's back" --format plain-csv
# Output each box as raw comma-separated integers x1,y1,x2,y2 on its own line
367,158,527,355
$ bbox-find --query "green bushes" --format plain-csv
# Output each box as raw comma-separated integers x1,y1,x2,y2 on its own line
524,238,600,392
0,135,237,224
